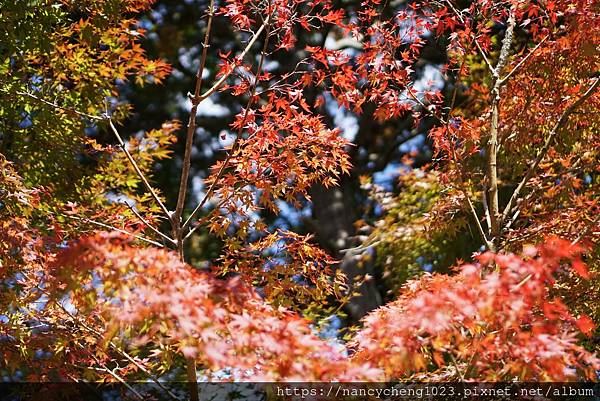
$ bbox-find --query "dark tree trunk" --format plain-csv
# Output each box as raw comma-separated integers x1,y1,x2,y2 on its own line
309,177,382,323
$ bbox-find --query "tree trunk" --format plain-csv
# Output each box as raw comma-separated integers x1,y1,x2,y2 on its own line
309,177,382,323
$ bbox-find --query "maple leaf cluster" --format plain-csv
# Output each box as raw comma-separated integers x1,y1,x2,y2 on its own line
353,237,599,381
1,0,599,390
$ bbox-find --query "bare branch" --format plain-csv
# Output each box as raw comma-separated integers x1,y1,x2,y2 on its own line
486,8,516,250
499,35,549,85
174,0,216,237
7,89,173,224
9,89,174,226
8,89,104,121
108,119,172,220
511,273,533,293
571,214,600,246
449,147,493,250
171,4,218,398
183,13,273,232
474,40,496,76
196,17,271,104
406,86,447,125
481,187,491,236
123,201,176,245
464,189,495,251
99,365,146,400
64,214,165,248
441,0,495,75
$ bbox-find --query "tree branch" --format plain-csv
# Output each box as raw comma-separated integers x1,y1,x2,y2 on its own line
571,214,600,246
486,8,516,251
501,77,600,223
441,0,495,76
174,0,216,244
123,201,176,245
9,89,104,121
64,214,165,248
481,186,492,236
7,89,174,227
465,188,495,251
195,18,271,104
183,13,273,232
406,86,447,125
171,3,217,399
499,35,549,86
474,40,496,76
108,119,172,220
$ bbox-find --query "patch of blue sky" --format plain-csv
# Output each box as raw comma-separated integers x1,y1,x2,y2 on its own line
373,162,409,191
149,4,167,25
175,92,229,117
273,200,312,230
399,132,425,153
178,46,206,76
324,93,359,142
84,124,99,137
190,175,206,205
400,64,445,107
415,256,434,272
317,315,344,340
415,64,445,91
105,191,136,207
137,18,153,31
262,59,280,72
27,75,44,92
18,113,32,129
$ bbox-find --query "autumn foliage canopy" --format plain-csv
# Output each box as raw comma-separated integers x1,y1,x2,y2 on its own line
1,0,599,393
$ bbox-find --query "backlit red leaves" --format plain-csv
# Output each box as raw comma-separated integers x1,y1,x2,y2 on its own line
352,237,599,381
50,232,378,381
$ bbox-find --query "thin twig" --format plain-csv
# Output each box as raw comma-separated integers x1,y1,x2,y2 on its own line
9,89,103,121
465,190,494,250
195,18,270,104
183,191,238,240
123,201,176,245
449,353,466,381
481,186,491,236
339,240,382,255
99,365,145,400
503,207,520,232
499,35,549,85
64,214,165,248
9,88,174,225
571,214,600,246
449,143,493,250
474,40,496,76
444,37,475,120
511,273,533,293
441,0,494,75
183,12,273,231
174,0,216,238
406,86,447,125
108,119,172,220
